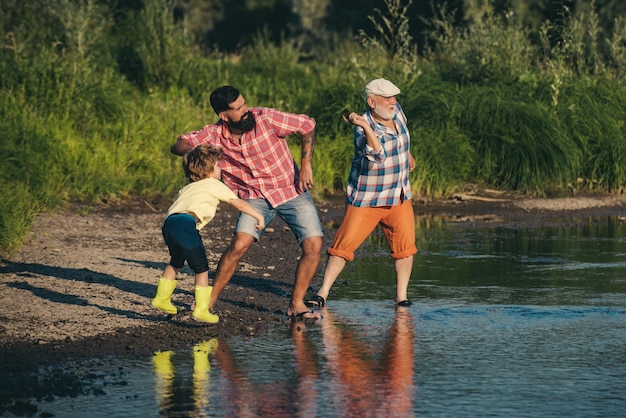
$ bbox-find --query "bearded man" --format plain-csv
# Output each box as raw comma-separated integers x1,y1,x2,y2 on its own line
171,86,322,321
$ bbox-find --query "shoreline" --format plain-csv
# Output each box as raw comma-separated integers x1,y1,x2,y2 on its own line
2,192,626,371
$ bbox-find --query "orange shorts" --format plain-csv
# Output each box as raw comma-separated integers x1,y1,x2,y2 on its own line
327,200,418,261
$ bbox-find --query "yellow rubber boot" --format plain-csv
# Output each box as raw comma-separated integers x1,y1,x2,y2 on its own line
151,277,178,314
192,286,219,324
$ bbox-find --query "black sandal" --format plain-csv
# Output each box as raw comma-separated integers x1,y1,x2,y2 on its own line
306,295,326,309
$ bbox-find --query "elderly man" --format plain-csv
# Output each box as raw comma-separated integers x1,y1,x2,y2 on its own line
308,78,417,309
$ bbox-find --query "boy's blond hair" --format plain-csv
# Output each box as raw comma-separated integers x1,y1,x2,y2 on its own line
183,144,224,182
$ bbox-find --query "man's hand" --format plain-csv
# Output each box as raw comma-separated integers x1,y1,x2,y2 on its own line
299,162,314,192
343,111,367,128
299,129,316,191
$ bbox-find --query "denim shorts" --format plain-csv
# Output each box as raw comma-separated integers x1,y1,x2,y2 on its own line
235,192,323,243
162,213,209,274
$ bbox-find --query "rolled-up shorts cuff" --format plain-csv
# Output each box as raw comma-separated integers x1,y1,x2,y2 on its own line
390,247,418,260
326,247,355,262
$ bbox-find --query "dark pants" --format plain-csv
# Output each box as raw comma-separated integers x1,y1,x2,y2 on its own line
162,213,208,274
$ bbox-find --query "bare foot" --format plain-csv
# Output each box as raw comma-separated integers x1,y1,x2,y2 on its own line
288,303,322,321
289,310,322,321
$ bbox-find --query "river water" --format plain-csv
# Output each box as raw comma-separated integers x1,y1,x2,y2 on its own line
4,216,626,417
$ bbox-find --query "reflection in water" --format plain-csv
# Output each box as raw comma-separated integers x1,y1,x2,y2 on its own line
321,307,415,417
212,310,414,417
291,320,320,417
18,218,626,416
149,310,415,417
152,350,174,411
211,336,261,416
193,340,216,416
209,321,322,417
152,339,218,417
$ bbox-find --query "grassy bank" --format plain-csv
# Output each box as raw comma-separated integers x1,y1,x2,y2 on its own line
2,1,626,253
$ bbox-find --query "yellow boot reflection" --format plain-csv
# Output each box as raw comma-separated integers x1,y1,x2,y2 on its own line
152,340,219,416
193,339,219,416
152,350,175,412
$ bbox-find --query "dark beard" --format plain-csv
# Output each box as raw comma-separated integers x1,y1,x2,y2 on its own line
229,111,256,133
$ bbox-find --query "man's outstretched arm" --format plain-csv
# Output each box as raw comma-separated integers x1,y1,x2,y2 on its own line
171,137,194,156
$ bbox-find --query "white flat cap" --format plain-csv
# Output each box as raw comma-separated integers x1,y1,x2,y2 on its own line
365,78,401,97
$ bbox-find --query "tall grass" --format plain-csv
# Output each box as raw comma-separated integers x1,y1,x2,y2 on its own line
400,74,474,198
457,84,579,194
3,0,626,253
557,79,626,192
0,184,40,255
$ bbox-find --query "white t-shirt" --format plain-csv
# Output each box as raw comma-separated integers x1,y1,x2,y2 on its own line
166,177,237,230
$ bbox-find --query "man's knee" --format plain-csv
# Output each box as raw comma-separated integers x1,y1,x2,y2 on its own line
301,236,322,256
228,233,255,256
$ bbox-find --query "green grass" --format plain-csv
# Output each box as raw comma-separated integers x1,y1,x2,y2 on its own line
3,0,626,253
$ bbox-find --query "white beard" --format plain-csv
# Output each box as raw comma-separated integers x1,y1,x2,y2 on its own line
373,106,395,121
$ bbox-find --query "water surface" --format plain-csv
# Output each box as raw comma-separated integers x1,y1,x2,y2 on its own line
4,216,626,417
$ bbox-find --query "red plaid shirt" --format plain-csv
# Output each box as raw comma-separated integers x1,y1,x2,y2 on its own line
178,107,316,207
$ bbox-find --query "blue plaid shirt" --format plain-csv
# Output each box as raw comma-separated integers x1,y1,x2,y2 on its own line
346,103,412,207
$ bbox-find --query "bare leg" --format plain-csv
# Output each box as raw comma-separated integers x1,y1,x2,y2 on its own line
162,265,180,280
194,271,209,287
315,255,347,302
288,236,322,317
209,232,254,310
313,203,377,305
394,255,413,302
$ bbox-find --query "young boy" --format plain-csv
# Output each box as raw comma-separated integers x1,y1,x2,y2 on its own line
151,144,265,323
